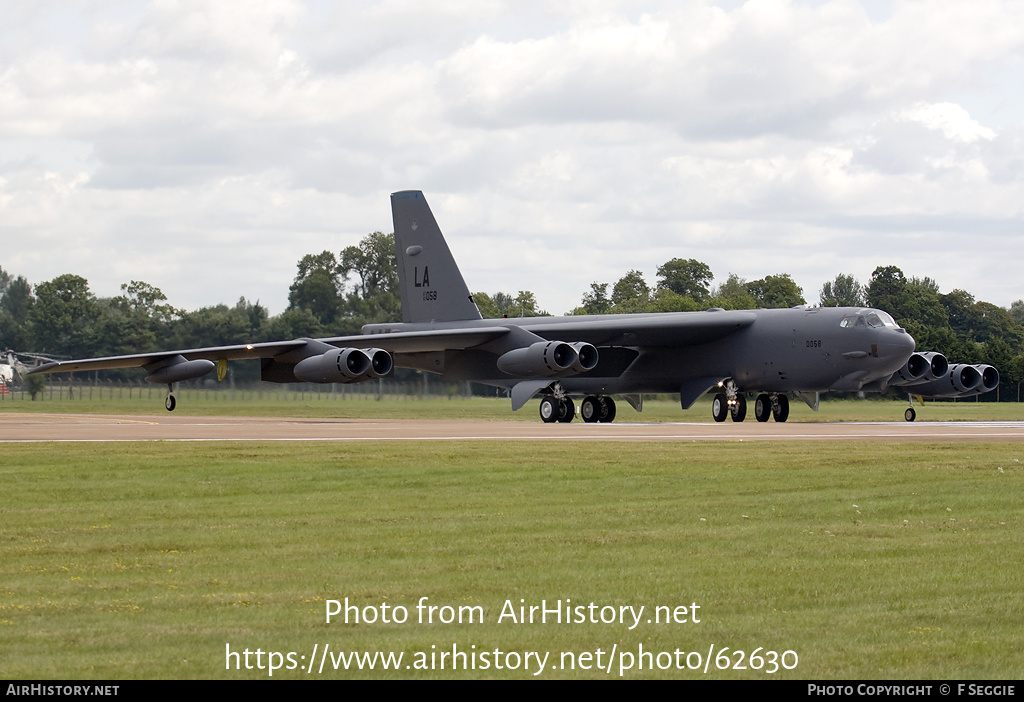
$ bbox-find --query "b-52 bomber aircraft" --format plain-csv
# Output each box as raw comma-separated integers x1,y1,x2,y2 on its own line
30,190,999,422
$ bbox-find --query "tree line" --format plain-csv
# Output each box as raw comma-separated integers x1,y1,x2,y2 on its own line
3,234,1023,397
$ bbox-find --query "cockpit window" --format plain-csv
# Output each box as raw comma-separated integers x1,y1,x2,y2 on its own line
839,310,900,329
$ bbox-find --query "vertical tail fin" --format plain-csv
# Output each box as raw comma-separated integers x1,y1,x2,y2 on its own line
391,190,482,324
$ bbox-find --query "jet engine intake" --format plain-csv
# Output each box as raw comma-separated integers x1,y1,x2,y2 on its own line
918,351,949,382
908,363,982,398
890,351,948,386
293,348,394,384
144,355,216,385
497,341,597,378
568,342,599,373
946,363,983,394
974,364,1000,393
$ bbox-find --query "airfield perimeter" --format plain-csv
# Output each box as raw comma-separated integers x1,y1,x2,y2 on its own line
3,412,1024,442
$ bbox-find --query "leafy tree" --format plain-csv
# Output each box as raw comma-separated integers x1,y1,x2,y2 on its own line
982,337,1015,381
649,288,703,313
473,291,547,318
116,280,181,321
0,274,33,350
746,274,805,308
974,301,1024,348
25,371,46,400
575,282,612,315
709,273,757,310
263,307,323,340
1009,300,1024,325
340,288,401,334
875,276,947,349
512,291,547,317
339,231,397,298
29,274,101,357
172,301,255,349
287,251,342,327
865,265,908,312
472,292,501,318
85,280,185,356
1006,353,1024,401
611,270,650,312
656,258,713,304
820,273,866,307
331,232,403,330
909,276,941,294
491,292,516,316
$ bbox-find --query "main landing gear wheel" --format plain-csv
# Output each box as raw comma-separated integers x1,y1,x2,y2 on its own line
712,393,728,422
580,395,617,423
539,395,559,423
557,397,575,423
165,394,176,412
599,396,615,423
905,407,916,422
754,394,771,422
730,394,746,422
772,394,790,423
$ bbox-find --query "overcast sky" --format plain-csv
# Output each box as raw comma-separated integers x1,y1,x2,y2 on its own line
2,0,1023,319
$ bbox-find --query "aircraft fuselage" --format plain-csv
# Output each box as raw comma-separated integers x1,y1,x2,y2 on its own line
366,305,916,400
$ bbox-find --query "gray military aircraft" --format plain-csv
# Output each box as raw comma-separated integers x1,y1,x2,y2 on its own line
29,190,999,422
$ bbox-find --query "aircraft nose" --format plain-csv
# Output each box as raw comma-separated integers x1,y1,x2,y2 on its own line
879,329,916,367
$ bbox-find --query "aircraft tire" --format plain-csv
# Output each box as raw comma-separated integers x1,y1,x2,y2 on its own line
730,394,746,422
905,407,916,422
581,396,601,423
772,394,790,422
599,396,616,423
754,394,771,422
165,394,176,412
539,395,559,423
712,393,728,422
557,397,575,423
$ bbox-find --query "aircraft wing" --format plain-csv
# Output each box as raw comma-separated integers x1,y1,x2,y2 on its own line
519,310,758,346
29,341,309,374
326,327,509,353
28,311,754,379
29,328,511,376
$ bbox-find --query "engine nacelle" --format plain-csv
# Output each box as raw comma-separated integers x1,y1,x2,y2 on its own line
568,342,599,373
364,348,394,377
144,356,216,385
946,364,983,394
909,363,982,398
918,351,949,382
497,341,598,378
890,351,948,385
293,348,393,384
973,364,1000,393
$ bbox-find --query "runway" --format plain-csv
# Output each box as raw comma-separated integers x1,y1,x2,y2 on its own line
3,413,1024,442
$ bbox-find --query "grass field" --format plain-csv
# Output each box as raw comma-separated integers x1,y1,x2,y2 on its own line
1,385,1021,423
2,435,1022,679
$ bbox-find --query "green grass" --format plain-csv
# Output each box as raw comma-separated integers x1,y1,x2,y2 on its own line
2,440,1022,679
2,385,1021,422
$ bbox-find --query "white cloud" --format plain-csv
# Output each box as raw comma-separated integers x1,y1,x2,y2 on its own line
899,102,997,143
1,0,1023,320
